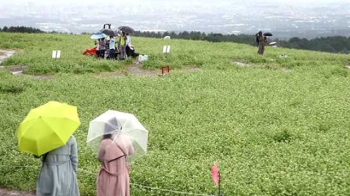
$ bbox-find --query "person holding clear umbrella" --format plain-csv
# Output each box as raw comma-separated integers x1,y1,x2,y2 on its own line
96,118,134,196
87,110,149,196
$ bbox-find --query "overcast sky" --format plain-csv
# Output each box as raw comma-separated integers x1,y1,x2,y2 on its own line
1,0,349,36
6,0,349,5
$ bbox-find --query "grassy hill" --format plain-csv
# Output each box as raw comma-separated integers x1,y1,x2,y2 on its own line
0,32,350,196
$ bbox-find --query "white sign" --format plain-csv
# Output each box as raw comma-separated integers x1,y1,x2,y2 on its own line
52,50,61,59
163,45,171,54
138,55,149,63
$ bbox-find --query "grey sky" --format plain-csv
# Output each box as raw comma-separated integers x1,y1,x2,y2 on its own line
6,0,349,5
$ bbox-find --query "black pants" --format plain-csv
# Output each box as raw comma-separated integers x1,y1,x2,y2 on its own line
99,50,105,58
109,49,115,59
125,46,132,57
126,46,139,57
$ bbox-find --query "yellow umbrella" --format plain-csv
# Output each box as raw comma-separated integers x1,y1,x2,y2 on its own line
17,101,81,156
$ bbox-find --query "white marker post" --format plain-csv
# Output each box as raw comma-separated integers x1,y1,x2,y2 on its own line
52,50,61,59
162,45,171,54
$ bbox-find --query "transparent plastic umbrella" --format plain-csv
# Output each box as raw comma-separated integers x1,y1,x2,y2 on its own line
87,110,148,162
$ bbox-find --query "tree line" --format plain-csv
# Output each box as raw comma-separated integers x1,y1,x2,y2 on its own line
0,26,44,33
276,36,350,54
1,26,349,54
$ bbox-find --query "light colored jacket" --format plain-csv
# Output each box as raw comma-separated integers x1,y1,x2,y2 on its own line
36,136,80,196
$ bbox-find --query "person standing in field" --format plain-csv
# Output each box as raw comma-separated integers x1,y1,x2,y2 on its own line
36,136,80,196
125,33,133,57
97,131,134,196
257,31,265,55
96,39,100,57
99,38,106,58
118,32,127,60
109,35,116,59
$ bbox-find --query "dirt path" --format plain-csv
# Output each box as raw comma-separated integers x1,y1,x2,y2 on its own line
0,187,34,196
95,64,201,78
0,49,16,65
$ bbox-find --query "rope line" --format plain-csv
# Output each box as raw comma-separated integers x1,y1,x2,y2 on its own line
0,165,214,196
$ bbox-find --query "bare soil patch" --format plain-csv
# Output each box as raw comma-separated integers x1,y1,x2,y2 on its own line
126,64,159,77
281,67,291,73
185,65,201,72
96,64,201,78
0,187,35,196
232,59,251,67
27,75,53,80
0,49,16,64
7,65,28,72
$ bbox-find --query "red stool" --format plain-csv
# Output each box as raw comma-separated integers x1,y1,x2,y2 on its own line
161,65,170,75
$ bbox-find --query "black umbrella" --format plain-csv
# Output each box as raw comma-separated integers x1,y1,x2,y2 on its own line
100,29,116,36
118,26,134,34
263,32,273,36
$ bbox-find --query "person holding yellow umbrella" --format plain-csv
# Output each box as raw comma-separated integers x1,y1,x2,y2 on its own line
17,101,81,196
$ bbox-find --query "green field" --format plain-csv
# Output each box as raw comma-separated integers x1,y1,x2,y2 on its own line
1,32,350,195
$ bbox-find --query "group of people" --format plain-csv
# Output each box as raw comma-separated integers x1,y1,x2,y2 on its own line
256,31,269,55
35,132,133,196
95,32,136,60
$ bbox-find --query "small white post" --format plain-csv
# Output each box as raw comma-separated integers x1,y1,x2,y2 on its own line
52,50,61,59
163,45,171,54
56,50,61,58
52,50,57,58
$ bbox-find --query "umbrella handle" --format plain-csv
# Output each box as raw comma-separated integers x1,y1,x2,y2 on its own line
103,24,111,29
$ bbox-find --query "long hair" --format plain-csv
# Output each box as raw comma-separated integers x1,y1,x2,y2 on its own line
103,134,113,140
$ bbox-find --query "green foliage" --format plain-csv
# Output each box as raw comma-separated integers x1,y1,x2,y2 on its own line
0,70,30,94
273,129,292,143
1,32,350,195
